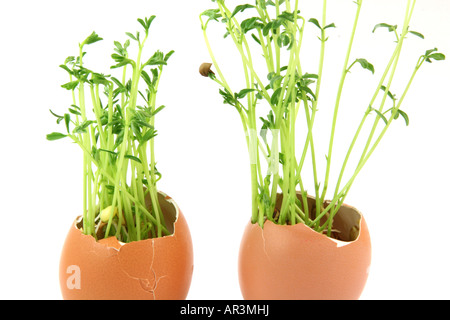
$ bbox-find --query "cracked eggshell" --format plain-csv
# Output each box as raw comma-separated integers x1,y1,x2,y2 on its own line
238,195,371,300
59,192,193,300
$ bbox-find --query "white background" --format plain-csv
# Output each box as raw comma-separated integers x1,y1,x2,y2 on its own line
0,0,449,300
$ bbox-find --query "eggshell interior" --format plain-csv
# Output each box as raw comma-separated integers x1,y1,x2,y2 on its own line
59,192,193,300
238,194,371,300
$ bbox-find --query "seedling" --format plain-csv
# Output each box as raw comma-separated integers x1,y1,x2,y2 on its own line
200,0,444,237
48,16,175,242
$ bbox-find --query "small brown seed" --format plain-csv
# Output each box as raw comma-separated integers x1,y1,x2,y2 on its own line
199,62,214,77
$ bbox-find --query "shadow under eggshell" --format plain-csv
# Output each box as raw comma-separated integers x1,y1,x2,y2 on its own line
59,192,193,300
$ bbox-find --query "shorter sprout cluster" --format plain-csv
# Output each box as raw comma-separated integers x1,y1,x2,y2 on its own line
48,16,174,242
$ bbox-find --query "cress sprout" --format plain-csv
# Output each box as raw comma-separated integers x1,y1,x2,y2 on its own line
200,0,445,237
48,16,174,242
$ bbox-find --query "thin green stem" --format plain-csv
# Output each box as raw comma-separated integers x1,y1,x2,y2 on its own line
311,51,422,230
147,67,165,237
324,0,416,235
78,44,95,236
321,0,363,205
332,44,401,201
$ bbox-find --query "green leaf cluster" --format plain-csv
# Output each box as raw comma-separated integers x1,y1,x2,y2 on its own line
201,0,446,236
47,16,174,243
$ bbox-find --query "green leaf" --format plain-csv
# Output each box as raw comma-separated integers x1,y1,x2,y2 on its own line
111,77,126,90
146,16,156,29
324,23,336,30
278,11,298,23
133,119,154,129
201,9,221,23
241,17,263,34
278,152,286,165
372,23,397,33
370,107,388,125
153,105,166,116
114,41,124,52
268,72,283,89
231,4,255,18
277,32,291,48
144,51,167,67
124,155,142,164
64,113,71,133
73,120,95,134
396,109,409,126
91,73,110,86
131,121,142,141
426,53,446,63
425,48,438,56
266,0,286,6
82,31,103,46
127,32,136,40
111,54,134,69
59,64,73,75
429,53,446,60
138,16,156,32
113,40,130,56
236,88,256,99
140,70,153,88
354,58,375,74
271,87,283,106
98,148,118,155
259,111,275,145
46,132,67,141
141,128,157,143
49,109,63,120
64,56,75,65
303,73,319,79
409,30,424,39
164,50,175,62
263,19,284,37
151,68,159,84
219,88,236,107
251,33,261,45
308,18,321,30
298,84,317,101
113,129,124,150
380,85,396,102
61,80,79,90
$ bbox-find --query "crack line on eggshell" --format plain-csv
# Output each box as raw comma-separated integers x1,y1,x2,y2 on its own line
150,268,168,300
149,239,157,299
117,266,157,296
147,238,168,299
115,241,157,298
260,227,273,265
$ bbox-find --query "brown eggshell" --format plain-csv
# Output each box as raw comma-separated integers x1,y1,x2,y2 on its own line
59,192,193,300
238,196,371,300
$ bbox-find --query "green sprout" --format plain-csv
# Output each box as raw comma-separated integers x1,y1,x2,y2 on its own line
200,0,445,237
47,16,174,242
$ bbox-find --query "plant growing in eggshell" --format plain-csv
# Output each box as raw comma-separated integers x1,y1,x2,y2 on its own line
200,0,444,299
49,16,194,300
200,0,444,236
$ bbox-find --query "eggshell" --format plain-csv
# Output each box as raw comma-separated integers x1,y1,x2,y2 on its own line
238,195,371,300
59,192,193,300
